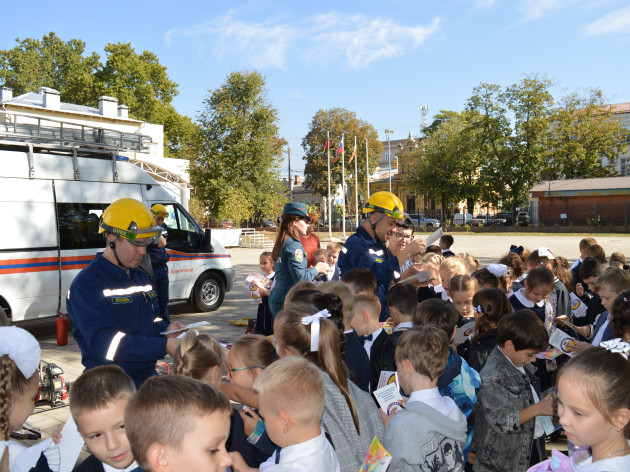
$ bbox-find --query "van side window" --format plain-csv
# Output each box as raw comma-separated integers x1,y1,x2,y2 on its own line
158,203,202,252
57,203,108,250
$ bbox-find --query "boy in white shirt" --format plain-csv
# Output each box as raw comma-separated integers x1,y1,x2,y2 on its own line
229,356,340,472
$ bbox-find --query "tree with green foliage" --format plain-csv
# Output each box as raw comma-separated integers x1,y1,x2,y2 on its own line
190,70,286,225
405,112,483,217
0,32,101,105
0,33,198,159
302,108,382,199
467,77,554,213
543,89,626,179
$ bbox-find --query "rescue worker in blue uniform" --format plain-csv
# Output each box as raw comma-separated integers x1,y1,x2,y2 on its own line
147,203,171,324
337,191,426,321
268,202,330,316
67,198,184,387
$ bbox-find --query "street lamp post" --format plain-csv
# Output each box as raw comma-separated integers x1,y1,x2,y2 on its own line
385,129,394,192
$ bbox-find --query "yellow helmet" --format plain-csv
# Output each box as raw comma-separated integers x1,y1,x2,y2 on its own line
363,191,405,220
151,203,169,219
99,198,162,245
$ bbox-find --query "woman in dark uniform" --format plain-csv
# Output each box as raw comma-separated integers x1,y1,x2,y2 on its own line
268,202,329,316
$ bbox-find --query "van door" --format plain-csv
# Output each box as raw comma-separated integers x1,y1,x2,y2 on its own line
151,202,205,299
0,178,59,322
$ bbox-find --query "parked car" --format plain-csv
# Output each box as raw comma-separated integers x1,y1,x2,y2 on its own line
220,220,235,228
409,214,441,228
493,212,514,226
261,219,277,228
453,213,474,225
471,214,494,226
517,212,531,226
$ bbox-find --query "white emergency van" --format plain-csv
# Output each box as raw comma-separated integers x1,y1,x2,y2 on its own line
0,135,235,325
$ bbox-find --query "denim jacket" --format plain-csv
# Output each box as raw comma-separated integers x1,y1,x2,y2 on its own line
471,346,545,472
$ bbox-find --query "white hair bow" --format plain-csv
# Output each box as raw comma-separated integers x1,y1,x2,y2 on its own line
600,338,630,360
302,309,331,352
538,247,555,260
487,263,509,277
473,305,484,315
0,326,41,378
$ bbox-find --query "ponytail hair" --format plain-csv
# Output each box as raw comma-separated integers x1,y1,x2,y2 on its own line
231,335,275,369
1,355,33,472
172,331,223,381
275,303,360,434
471,288,512,343
271,214,301,261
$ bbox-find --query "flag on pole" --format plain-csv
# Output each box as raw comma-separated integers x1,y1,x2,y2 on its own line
322,139,329,163
333,140,343,163
348,143,357,165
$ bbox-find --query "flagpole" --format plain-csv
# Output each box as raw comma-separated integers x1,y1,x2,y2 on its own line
327,131,332,239
354,136,358,227
341,134,346,238
366,137,370,197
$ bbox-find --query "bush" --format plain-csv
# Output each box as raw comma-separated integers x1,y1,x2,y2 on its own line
538,222,545,230
463,224,471,232
568,221,575,232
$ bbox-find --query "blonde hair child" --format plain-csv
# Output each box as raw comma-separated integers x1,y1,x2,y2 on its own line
449,274,478,320
440,257,467,300
554,346,630,470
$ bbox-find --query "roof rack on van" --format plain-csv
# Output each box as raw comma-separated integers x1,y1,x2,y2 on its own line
0,110,152,155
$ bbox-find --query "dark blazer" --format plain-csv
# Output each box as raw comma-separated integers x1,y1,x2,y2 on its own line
592,311,613,344
72,455,105,472
344,329,371,392
368,330,396,394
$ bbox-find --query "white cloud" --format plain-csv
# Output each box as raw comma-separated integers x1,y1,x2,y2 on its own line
165,11,295,68
165,11,440,69
308,13,440,68
583,5,630,36
519,0,582,21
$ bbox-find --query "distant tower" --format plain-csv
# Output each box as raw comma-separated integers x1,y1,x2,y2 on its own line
420,104,429,137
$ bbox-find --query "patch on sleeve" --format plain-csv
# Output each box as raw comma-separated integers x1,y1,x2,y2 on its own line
341,246,347,253
294,249,304,263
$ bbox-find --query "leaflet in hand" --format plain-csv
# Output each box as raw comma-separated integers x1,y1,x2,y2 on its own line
424,227,443,246
399,269,432,284
360,436,392,472
569,292,587,318
454,321,476,345
59,415,85,472
245,271,272,303
548,327,578,357
160,321,210,335
373,381,404,416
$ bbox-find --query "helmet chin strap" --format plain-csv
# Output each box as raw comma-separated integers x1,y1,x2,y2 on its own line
108,236,131,273
369,213,386,243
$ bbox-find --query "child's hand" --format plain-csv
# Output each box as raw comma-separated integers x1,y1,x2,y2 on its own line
314,262,330,274
238,407,261,437
575,283,584,297
575,325,591,338
536,394,555,417
51,425,63,444
573,340,591,353
258,287,270,297
229,451,256,472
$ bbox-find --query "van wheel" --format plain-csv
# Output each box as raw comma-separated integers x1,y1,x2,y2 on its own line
193,273,225,312
0,307,9,326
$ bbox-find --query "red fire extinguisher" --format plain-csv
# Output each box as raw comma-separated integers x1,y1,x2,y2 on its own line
56,313,68,346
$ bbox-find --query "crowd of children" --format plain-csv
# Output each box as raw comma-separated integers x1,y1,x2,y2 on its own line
2,236,630,472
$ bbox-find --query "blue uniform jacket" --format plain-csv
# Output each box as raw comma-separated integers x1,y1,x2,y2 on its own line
337,226,399,321
268,237,318,315
147,223,170,268
67,252,169,387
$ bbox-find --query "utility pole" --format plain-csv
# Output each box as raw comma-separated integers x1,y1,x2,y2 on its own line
385,129,394,192
287,146,292,199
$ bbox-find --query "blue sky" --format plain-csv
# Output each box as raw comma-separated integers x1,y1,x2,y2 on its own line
2,0,630,176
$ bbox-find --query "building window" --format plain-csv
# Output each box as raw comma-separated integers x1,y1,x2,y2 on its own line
621,158,629,176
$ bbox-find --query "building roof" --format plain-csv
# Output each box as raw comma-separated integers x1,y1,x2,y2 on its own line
530,176,630,197
1,90,140,123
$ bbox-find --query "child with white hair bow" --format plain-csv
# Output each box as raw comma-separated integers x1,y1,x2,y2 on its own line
1,327,62,472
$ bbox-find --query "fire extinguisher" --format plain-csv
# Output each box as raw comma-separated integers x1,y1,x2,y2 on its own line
56,313,68,346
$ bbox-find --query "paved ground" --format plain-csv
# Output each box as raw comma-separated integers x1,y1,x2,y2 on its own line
17,234,629,450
